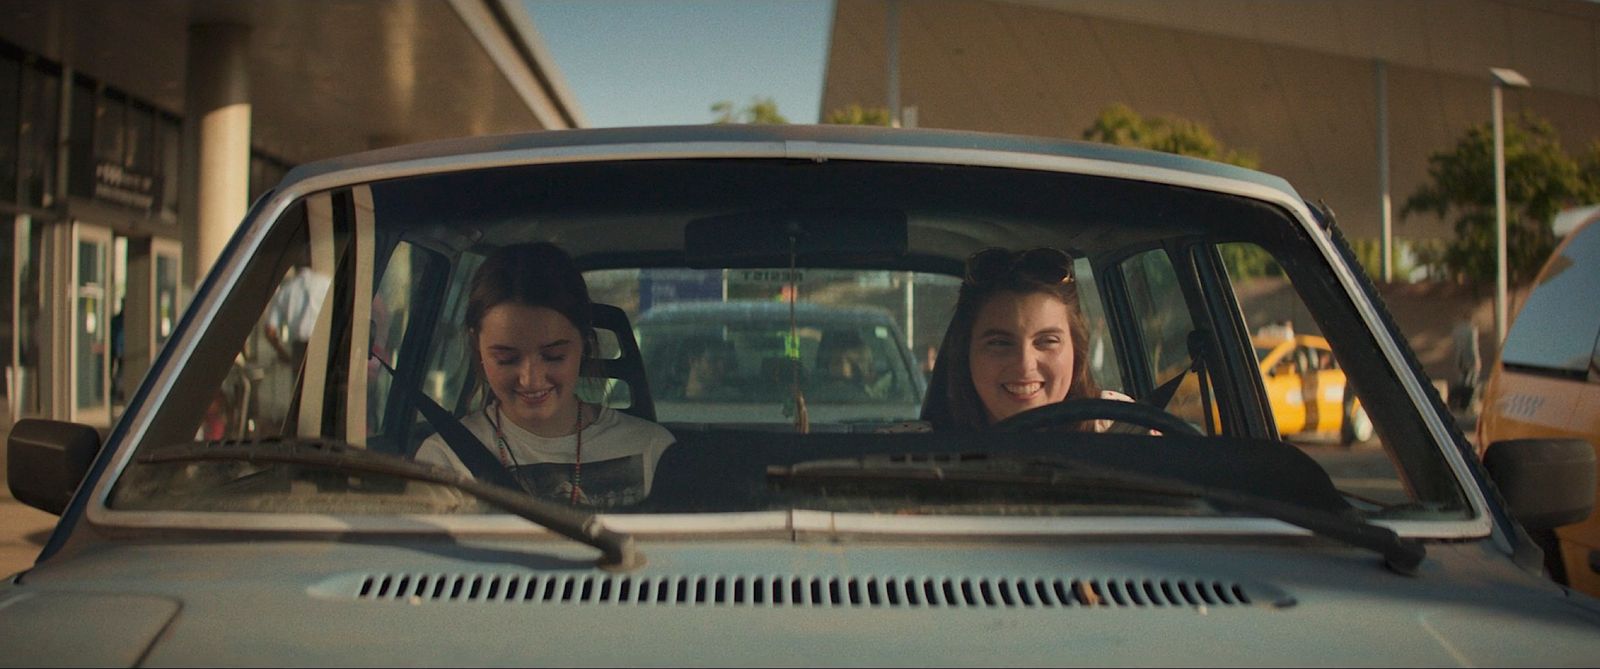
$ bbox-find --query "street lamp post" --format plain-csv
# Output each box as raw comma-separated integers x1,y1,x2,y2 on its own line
886,0,900,128
1491,67,1530,346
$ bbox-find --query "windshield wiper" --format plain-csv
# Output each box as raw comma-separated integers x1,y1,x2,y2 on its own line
768,453,1426,576
139,439,644,571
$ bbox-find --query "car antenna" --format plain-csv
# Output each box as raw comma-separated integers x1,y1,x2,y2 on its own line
787,224,809,434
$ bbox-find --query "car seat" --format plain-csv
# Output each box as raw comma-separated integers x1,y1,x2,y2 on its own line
586,303,657,422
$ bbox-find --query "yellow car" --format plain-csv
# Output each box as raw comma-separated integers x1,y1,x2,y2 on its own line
1476,210,1600,597
1254,334,1372,445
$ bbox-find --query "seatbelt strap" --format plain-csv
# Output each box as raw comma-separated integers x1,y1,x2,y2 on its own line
1144,330,1209,411
370,351,520,490
410,390,522,491
1146,356,1202,410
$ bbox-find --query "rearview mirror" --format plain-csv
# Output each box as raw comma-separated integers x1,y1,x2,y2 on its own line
685,208,907,268
1484,438,1597,531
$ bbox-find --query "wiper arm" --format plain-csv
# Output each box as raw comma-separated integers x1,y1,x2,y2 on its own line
769,453,1425,576
140,439,644,571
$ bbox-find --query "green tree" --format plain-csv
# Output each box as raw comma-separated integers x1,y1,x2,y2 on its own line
824,104,893,126
1401,113,1600,287
1583,139,1600,191
710,97,788,125
1216,243,1283,280
1081,103,1259,169
1348,237,1437,282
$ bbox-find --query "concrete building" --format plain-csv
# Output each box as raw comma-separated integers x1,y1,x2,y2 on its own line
5,0,1599,435
822,0,1600,247
0,0,581,430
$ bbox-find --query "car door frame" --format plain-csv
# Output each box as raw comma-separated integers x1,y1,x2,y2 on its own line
1092,237,1273,439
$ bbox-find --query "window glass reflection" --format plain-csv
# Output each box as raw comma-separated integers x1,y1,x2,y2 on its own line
1502,221,1600,376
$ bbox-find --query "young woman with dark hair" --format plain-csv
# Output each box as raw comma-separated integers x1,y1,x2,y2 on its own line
919,247,1137,433
415,242,674,508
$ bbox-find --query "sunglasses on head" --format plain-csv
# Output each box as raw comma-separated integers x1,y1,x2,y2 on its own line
964,247,1075,286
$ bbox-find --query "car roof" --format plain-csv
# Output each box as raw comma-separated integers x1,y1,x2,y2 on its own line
276,124,1299,201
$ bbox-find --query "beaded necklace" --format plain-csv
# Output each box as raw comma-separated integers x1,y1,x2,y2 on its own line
489,401,587,505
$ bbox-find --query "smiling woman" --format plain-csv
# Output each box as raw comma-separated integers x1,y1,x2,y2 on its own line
412,242,675,509
923,247,1109,431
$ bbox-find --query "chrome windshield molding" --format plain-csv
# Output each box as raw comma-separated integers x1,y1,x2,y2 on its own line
84,137,1306,529
1297,220,1495,536
82,182,309,527
78,191,306,521
1379,519,1490,539
819,514,1486,540
276,139,1307,222
821,514,1299,536
84,132,1485,539
779,140,1304,206
82,507,1486,541
274,140,794,198
88,510,795,536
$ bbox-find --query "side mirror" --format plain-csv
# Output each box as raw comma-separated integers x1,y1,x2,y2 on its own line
7,419,104,516
1484,438,1597,531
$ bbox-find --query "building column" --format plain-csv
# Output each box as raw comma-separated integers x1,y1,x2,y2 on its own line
183,23,251,287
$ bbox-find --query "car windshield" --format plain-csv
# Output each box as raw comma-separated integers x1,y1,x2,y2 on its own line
105,145,1470,529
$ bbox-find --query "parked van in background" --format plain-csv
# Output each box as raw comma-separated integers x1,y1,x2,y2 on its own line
1478,207,1600,596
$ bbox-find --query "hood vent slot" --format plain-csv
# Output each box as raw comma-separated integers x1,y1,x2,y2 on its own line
354,573,1271,609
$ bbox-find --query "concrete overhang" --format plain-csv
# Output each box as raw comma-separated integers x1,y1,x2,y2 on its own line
0,0,584,166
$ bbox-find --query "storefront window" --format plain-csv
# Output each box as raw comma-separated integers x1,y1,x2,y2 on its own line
75,230,109,415
0,50,19,204
67,76,95,199
159,115,180,218
155,250,178,347
16,216,44,417
19,60,59,208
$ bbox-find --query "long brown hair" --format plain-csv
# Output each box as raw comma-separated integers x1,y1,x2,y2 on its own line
922,248,1100,431
463,242,599,408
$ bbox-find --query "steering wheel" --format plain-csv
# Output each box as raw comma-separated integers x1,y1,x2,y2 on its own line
991,398,1203,436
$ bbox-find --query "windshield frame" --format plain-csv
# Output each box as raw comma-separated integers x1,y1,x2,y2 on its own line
75,131,1494,542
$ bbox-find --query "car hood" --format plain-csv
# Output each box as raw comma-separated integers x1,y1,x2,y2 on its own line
5,537,1600,667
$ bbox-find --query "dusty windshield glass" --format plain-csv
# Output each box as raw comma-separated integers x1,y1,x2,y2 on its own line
107,157,1468,524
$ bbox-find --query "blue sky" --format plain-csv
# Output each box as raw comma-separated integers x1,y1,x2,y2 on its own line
524,1,836,127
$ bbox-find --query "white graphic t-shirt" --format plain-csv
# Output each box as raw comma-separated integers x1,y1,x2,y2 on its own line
415,406,675,509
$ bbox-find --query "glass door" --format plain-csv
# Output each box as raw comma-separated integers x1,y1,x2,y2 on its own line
152,238,180,352
70,223,112,425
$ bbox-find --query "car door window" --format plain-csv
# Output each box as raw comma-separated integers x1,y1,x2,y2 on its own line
1502,220,1600,378
366,241,442,439
1219,241,1407,504
1118,248,1205,431
423,251,484,414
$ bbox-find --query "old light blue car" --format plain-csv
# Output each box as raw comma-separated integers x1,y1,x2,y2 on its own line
4,125,1598,665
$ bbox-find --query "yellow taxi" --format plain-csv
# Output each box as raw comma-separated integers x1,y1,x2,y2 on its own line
1254,333,1371,445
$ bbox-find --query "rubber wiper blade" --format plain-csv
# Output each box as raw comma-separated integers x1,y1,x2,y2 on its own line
770,453,1425,576
140,439,644,571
